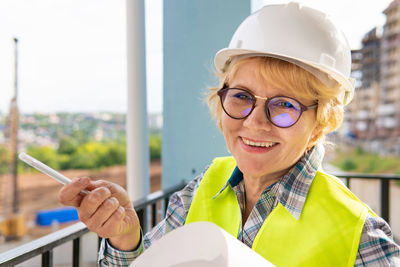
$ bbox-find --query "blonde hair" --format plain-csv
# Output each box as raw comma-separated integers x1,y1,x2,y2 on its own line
207,56,344,148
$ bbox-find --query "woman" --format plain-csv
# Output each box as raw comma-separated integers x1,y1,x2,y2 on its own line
58,3,400,266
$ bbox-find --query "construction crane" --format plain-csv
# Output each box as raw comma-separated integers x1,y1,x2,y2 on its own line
0,37,26,241
10,37,19,214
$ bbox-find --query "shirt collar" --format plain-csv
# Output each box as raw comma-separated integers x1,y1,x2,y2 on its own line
212,144,325,220
275,144,324,220
212,164,243,199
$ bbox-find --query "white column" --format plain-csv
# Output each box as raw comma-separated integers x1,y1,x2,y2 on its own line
126,0,149,201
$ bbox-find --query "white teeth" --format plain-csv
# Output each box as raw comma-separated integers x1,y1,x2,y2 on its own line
242,138,276,148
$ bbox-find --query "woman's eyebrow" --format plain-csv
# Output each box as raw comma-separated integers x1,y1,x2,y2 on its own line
229,83,254,92
229,83,285,98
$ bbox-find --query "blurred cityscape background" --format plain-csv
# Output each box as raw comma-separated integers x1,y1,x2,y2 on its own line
348,1,400,155
1,0,400,266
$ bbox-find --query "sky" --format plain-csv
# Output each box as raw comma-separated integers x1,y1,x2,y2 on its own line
0,0,394,114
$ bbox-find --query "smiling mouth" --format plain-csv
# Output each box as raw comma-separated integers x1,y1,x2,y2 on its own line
241,137,277,148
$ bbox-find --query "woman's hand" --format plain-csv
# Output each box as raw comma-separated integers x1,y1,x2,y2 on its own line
58,177,141,251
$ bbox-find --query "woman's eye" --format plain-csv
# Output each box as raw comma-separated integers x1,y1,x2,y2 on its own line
233,93,251,101
276,101,295,109
283,102,294,108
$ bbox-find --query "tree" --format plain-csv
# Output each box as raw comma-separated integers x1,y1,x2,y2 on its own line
149,133,161,161
58,136,78,155
27,146,59,169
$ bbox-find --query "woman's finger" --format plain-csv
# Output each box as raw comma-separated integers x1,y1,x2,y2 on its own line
96,205,126,238
78,186,112,221
58,177,90,206
88,180,132,207
84,197,121,232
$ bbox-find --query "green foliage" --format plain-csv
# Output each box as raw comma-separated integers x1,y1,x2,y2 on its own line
58,136,78,155
70,130,90,144
0,145,28,174
65,142,127,170
19,141,128,171
396,171,400,186
27,145,60,169
105,143,126,165
69,150,97,169
149,133,161,161
1,132,161,173
57,154,71,170
0,145,10,175
0,112,134,173
355,146,365,155
340,159,357,171
331,148,400,175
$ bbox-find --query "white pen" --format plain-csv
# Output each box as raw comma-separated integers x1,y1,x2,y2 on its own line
19,152,89,195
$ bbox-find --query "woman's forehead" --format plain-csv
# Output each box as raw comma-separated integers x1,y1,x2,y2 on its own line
229,60,291,92
228,58,315,103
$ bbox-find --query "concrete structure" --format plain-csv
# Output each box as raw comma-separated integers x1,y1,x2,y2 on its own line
357,29,381,140
347,40,380,141
361,28,381,89
345,49,362,138
345,1,400,154
162,1,250,188
126,0,150,200
378,0,400,141
347,81,380,140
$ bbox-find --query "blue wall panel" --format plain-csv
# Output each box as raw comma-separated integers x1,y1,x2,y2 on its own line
162,1,250,188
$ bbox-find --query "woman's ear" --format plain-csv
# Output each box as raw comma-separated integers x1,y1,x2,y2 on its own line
307,123,323,149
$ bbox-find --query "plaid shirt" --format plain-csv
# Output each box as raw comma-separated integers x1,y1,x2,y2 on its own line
98,145,400,266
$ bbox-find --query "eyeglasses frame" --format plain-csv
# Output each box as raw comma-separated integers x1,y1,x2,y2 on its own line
217,87,318,128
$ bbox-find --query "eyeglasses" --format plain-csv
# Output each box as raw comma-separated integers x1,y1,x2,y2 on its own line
217,87,317,128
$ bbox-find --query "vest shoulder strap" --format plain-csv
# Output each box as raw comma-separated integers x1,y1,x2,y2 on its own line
185,156,241,236
316,170,378,217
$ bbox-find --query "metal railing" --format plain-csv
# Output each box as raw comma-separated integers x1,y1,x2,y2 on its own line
336,173,400,225
1,174,399,266
0,182,185,267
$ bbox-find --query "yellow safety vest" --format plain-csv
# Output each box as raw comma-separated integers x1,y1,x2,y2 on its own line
185,157,377,267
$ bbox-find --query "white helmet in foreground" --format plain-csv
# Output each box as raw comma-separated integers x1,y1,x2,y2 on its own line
214,2,355,105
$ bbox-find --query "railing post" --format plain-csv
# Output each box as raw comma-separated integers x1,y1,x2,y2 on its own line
137,208,148,233
0,184,185,267
151,203,157,227
380,179,390,223
345,177,350,188
164,196,170,215
42,250,53,267
73,237,81,267
160,197,166,219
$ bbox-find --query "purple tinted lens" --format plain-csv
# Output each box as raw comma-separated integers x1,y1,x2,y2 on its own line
222,89,254,118
268,97,301,127
271,113,296,127
241,107,252,117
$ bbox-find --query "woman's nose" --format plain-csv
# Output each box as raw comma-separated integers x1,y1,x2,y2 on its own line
242,103,273,131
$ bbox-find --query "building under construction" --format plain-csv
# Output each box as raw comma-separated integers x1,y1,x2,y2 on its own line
346,0,400,154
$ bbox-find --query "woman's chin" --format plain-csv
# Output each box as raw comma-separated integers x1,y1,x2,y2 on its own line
236,160,271,178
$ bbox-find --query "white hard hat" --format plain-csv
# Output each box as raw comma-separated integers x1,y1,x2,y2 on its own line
214,2,355,105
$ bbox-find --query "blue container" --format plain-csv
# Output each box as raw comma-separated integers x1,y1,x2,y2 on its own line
36,207,79,226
